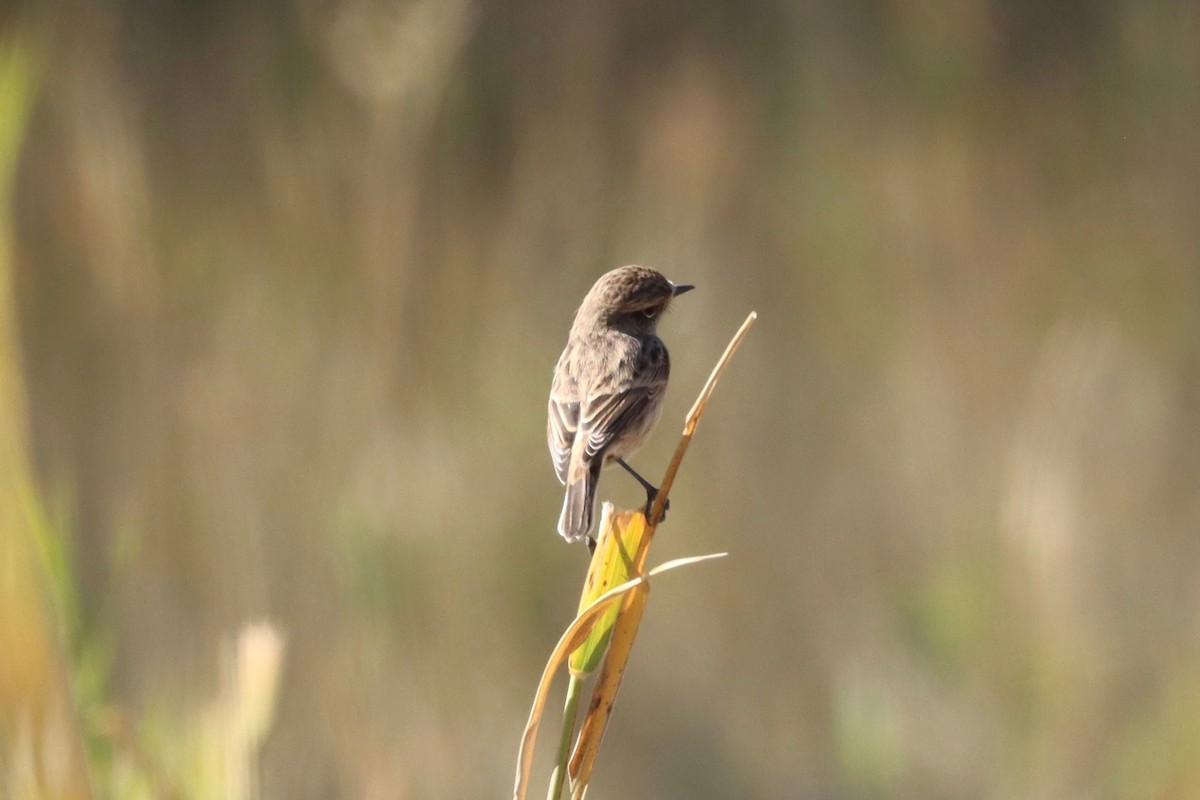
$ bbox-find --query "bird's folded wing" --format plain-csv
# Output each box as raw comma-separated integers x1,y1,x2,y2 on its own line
579,386,656,462
547,396,579,485
579,342,670,462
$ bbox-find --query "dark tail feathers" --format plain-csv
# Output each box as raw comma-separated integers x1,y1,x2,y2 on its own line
558,460,602,543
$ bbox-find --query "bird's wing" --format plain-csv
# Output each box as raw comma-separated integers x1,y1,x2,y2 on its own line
578,387,656,462
577,342,670,463
547,393,579,485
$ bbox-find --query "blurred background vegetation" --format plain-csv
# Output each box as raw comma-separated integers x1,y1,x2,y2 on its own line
2,0,1199,797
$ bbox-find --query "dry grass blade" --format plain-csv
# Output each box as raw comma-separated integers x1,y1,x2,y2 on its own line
513,574,651,800
639,310,757,568
565,551,726,794
567,580,649,797
685,310,759,430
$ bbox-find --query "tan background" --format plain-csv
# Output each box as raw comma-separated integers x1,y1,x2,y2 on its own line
3,1,1199,797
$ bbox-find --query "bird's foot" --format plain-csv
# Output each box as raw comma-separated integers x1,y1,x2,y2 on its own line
644,489,670,525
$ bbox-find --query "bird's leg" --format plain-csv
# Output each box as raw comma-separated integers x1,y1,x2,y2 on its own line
614,457,656,495
614,457,670,521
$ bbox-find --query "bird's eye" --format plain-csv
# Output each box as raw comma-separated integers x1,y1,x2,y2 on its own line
641,307,656,319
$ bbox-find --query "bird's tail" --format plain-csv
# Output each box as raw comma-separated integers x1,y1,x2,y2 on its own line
558,459,601,543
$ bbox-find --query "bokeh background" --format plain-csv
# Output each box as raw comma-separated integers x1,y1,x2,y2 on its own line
3,1,1199,798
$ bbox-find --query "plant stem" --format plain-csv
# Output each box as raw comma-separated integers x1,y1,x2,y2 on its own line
548,674,584,800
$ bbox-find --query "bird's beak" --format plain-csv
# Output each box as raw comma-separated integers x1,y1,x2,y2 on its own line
672,283,695,297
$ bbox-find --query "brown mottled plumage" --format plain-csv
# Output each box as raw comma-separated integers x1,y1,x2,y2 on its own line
548,265,694,545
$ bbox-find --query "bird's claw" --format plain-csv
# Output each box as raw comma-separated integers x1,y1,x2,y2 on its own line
644,491,670,525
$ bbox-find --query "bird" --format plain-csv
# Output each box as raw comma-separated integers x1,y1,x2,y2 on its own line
547,265,694,549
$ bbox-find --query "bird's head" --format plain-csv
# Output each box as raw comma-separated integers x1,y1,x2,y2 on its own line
582,265,694,333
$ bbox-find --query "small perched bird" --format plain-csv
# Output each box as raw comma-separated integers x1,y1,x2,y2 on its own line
548,265,694,548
